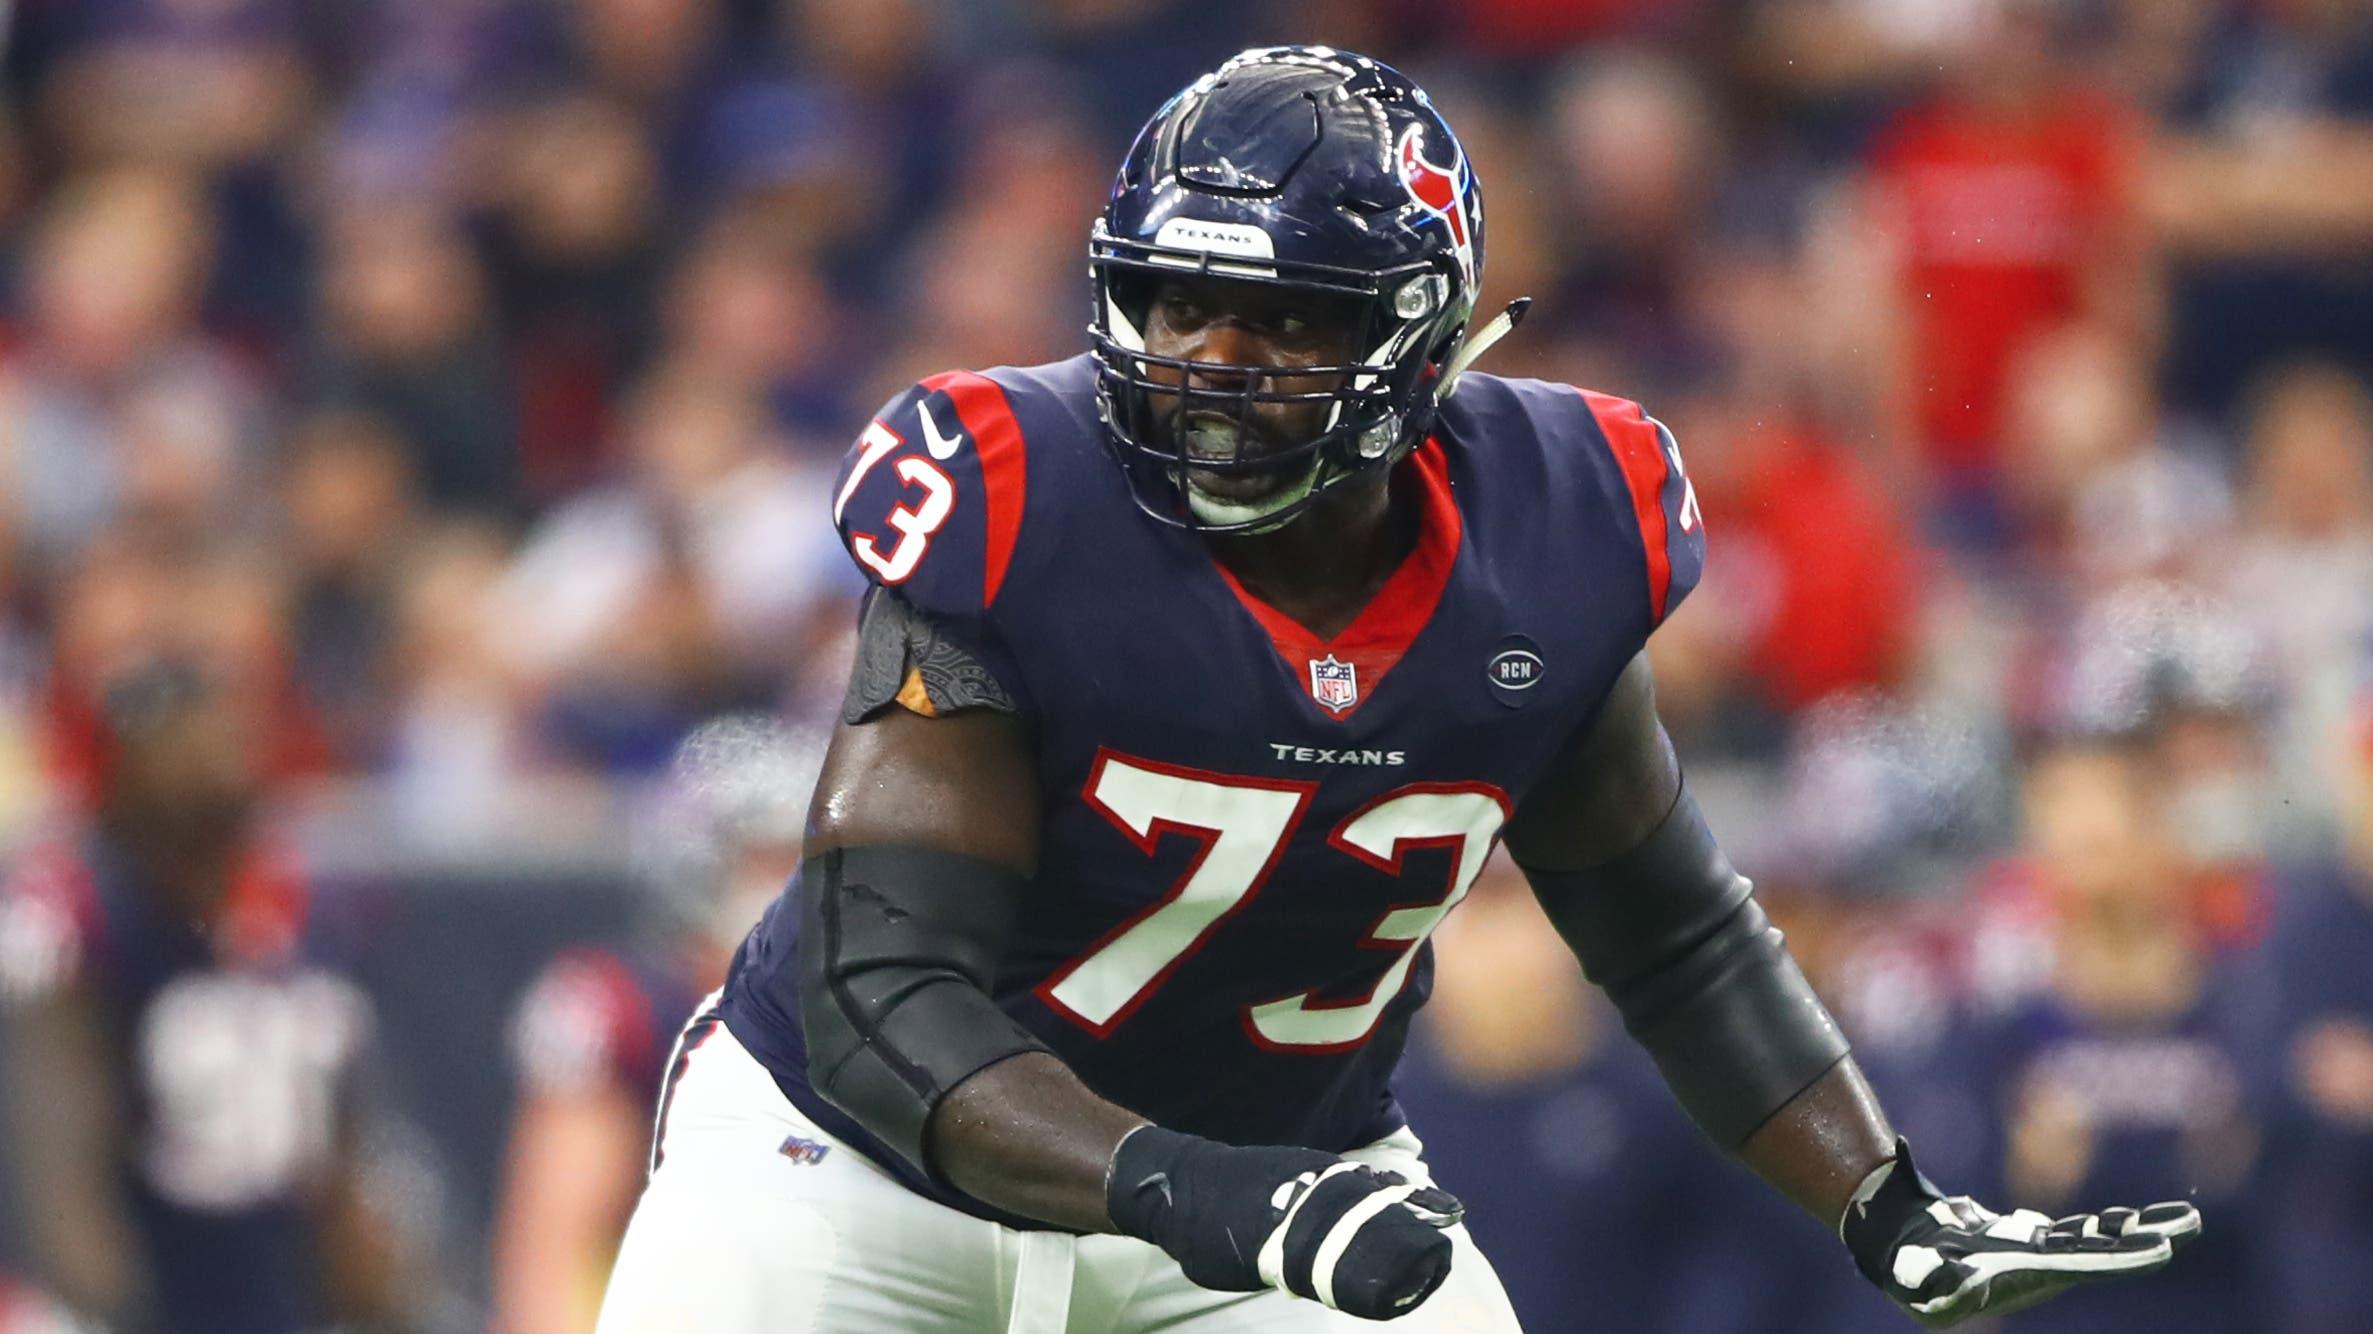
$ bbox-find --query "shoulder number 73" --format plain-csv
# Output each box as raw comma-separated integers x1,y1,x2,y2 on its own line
1037,751,1509,1049
834,419,955,585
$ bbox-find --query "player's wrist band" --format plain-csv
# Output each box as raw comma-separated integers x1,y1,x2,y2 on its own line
1105,1123,1201,1242
1839,1138,1942,1283
1518,783,1851,1146
796,845,1050,1174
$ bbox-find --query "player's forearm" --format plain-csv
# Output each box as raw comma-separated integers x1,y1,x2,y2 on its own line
8,997,152,1325
1521,783,1855,1151
317,1155,407,1327
927,1051,1149,1232
492,1092,643,1333
1738,1055,1895,1224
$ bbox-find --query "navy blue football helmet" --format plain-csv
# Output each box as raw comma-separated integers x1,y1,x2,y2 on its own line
1090,46,1503,532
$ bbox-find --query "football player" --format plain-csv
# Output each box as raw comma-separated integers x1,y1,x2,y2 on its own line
0,662,403,1333
597,47,2199,1331
494,716,822,1334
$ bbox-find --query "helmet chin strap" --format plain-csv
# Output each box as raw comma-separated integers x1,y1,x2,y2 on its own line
1435,298,1531,400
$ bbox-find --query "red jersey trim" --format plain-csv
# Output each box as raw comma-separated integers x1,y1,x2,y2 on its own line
649,1010,722,1172
3,841,102,984
575,948,659,1075
3,837,309,976
1578,389,1674,624
925,371,1029,608
220,842,312,966
1213,438,1463,721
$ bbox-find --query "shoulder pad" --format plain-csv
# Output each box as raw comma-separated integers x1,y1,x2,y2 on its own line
830,372,1030,617
1573,389,1704,628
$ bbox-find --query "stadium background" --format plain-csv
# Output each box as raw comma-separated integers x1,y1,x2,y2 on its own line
1,0,2371,1330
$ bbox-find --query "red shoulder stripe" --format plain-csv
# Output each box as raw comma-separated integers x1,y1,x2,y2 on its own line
925,371,1029,608
1578,388,1674,624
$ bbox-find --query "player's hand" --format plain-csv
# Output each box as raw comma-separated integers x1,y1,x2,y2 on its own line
1105,1124,1462,1320
1839,1137,2202,1328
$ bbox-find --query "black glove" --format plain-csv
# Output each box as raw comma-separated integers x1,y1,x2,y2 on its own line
1105,1124,1463,1321
1840,1138,2202,1328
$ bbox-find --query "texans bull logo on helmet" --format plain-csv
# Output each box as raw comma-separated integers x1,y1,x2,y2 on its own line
1395,124,1477,290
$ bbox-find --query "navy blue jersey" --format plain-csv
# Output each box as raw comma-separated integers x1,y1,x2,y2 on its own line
721,354,1702,1219
0,835,373,1334
1960,984,2260,1334
2222,863,2373,1332
1390,1021,1710,1332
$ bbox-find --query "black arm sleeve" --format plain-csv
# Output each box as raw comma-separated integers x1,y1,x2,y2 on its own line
843,587,1020,724
797,845,1051,1174
1516,785,1851,1147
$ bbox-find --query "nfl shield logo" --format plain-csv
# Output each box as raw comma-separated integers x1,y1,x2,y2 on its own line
1309,654,1358,713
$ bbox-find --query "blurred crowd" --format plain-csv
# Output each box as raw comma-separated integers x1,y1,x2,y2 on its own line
0,0,2369,1330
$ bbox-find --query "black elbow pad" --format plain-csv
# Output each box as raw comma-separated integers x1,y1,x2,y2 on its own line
797,846,1050,1174
1520,788,1850,1146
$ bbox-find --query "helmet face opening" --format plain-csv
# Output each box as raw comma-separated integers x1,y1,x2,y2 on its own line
1092,261,1430,530
1088,46,1485,535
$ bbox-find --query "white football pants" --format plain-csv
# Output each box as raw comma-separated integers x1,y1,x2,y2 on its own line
595,1002,1522,1333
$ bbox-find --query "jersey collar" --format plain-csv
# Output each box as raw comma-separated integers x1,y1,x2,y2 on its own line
1211,438,1462,721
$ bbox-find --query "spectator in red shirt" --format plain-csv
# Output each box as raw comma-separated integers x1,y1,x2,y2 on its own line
1850,0,2150,540
1718,418,1924,713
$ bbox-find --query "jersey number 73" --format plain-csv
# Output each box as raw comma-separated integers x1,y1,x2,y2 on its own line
1038,751,1508,1053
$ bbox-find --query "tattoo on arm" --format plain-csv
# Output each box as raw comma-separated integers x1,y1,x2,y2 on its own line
843,590,1018,724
